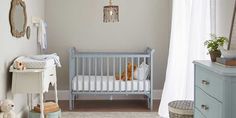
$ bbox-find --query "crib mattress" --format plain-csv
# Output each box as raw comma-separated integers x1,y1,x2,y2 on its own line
13,56,55,69
72,76,150,92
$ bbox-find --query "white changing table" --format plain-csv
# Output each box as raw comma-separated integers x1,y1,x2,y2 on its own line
10,66,58,118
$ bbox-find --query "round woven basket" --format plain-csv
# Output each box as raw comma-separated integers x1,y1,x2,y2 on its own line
168,100,194,118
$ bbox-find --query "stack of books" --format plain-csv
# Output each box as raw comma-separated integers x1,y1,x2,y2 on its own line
34,102,60,114
216,58,236,67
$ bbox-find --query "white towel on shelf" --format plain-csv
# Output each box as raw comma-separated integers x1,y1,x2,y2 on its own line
38,20,47,50
29,53,62,67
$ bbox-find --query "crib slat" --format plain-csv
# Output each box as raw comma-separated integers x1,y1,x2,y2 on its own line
95,57,97,92
138,57,140,92
88,57,91,92
76,57,79,91
144,57,146,93
82,57,85,92
113,57,115,92
125,57,128,92
119,57,121,92
131,57,134,92
107,57,109,92
101,57,103,92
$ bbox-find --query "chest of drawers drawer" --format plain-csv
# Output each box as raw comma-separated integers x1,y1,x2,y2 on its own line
195,67,224,101
195,87,222,118
194,108,206,118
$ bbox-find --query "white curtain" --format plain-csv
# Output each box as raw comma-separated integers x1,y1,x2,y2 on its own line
158,0,212,117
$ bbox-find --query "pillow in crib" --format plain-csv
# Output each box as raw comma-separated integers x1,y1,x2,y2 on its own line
134,62,149,80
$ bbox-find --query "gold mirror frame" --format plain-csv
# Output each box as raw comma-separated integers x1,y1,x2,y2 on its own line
9,0,27,38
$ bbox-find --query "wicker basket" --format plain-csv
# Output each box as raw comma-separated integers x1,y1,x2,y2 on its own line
168,100,194,118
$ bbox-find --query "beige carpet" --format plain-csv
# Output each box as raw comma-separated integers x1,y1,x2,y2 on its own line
62,112,159,118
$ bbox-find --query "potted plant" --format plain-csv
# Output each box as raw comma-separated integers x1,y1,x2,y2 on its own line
204,34,228,62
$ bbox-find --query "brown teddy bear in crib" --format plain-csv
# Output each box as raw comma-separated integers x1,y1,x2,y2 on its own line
116,63,137,81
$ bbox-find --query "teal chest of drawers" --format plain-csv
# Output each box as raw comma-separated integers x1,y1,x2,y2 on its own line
193,61,236,118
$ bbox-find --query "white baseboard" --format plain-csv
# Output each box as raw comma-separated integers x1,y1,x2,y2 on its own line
45,89,162,100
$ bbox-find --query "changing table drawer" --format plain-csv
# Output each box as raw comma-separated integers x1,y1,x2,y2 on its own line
12,72,42,93
195,87,222,118
195,66,224,101
11,66,57,93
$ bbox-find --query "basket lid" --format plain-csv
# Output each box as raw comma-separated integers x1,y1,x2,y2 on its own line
168,100,194,115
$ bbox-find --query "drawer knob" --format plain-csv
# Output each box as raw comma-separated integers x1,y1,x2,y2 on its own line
201,80,210,85
201,104,209,110
50,74,54,76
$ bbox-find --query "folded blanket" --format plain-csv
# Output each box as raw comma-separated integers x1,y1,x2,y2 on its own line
13,53,61,69
29,53,61,67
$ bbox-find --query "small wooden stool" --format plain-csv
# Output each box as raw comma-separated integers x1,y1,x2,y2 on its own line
168,100,194,118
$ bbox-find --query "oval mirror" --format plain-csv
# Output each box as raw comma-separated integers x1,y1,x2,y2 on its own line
9,0,27,38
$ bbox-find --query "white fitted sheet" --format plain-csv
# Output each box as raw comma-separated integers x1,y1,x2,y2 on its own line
13,56,55,69
72,76,150,91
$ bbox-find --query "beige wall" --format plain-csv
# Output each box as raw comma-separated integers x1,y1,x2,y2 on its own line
45,0,172,90
0,0,45,115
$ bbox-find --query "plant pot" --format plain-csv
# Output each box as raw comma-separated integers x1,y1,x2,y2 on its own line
209,50,221,62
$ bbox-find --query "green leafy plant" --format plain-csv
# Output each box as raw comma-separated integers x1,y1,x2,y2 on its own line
204,34,228,52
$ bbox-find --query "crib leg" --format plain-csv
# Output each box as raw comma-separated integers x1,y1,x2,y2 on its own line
150,97,153,111
73,94,76,109
69,93,73,110
147,97,150,109
147,96,153,110
75,95,78,106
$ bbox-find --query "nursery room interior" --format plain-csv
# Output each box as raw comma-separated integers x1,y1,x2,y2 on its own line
1,0,236,118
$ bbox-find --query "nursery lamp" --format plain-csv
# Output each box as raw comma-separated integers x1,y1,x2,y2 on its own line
103,0,119,23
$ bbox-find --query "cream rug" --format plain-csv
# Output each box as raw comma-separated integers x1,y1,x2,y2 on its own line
62,112,159,118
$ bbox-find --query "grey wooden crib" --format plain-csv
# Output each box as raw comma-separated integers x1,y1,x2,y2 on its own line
69,47,155,110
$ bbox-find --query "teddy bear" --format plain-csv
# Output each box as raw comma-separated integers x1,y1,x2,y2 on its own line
15,61,26,70
0,100,16,118
116,63,137,81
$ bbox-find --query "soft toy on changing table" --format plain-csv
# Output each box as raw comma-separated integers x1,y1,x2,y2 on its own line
15,61,26,70
0,100,16,118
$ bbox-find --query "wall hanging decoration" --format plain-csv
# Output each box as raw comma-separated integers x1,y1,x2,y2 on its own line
26,26,30,39
103,0,119,23
229,0,236,50
9,0,27,38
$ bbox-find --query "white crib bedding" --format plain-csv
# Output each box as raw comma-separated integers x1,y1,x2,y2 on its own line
13,56,55,69
72,75,150,92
